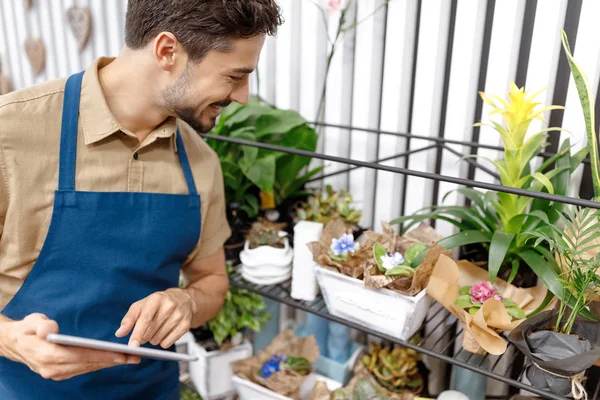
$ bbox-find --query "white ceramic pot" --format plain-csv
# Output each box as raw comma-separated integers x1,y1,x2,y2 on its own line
185,337,253,400
232,373,317,400
314,266,431,340
240,237,293,268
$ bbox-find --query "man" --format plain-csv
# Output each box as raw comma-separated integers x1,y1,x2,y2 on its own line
0,0,282,398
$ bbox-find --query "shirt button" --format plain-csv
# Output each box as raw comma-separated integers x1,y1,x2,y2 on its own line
133,152,139,160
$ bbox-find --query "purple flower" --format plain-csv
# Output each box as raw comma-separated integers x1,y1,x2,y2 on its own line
330,233,357,256
470,281,499,304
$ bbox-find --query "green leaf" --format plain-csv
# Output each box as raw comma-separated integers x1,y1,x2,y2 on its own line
274,125,319,185
230,126,257,141
437,230,492,251
488,231,515,283
459,286,472,296
517,248,597,320
530,172,555,194
384,267,414,277
506,306,526,320
404,242,427,265
226,102,274,126
254,110,307,138
561,29,600,200
454,294,474,309
239,152,276,194
507,258,520,284
373,243,387,272
502,298,518,307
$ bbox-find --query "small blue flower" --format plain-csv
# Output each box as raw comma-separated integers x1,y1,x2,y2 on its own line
330,233,357,256
260,355,287,378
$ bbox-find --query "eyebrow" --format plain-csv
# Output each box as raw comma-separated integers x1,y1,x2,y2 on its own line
231,67,255,74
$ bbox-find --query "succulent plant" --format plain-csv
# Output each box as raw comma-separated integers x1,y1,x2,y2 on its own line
295,185,362,226
331,378,390,400
362,343,424,394
246,220,288,249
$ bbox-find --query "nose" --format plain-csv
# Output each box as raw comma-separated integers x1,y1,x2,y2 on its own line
229,77,249,105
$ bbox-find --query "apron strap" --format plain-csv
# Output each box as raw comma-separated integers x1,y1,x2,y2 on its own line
58,71,199,196
175,128,198,196
58,71,85,191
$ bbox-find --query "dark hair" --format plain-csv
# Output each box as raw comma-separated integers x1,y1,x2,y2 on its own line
125,0,283,61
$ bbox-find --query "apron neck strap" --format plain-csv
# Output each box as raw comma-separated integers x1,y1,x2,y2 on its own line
58,71,84,191
59,72,198,196
174,128,198,195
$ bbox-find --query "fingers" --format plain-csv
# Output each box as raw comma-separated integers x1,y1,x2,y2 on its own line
149,310,185,347
125,295,162,347
159,323,189,349
141,303,175,345
35,319,59,340
115,301,143,340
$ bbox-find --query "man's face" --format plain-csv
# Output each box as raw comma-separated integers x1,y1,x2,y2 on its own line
161,35,265,133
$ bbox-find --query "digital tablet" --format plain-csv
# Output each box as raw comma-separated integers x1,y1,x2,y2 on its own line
46,333,198,362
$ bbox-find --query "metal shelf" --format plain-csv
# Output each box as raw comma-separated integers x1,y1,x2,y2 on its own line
230,269,600,400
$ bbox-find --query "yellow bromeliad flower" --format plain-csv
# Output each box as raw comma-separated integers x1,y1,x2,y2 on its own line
478,82,563,152
475,83,566,231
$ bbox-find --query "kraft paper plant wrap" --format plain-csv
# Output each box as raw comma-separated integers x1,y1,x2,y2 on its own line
363,222,450,296
427,255,550,355
508,310,600,399
231,330,319,399
307,218,368,278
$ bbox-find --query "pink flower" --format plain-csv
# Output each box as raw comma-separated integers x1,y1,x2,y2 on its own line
493,294,503,303
327,0,345,12
470,281,500,304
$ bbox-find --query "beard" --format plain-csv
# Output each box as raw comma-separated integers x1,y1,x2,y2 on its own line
160,63,230,134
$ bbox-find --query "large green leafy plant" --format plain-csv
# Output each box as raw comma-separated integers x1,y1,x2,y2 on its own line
206,265,271,347
392,84,590,315
209,99,323,219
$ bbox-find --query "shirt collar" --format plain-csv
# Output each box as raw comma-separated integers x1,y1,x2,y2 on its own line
79,57,178,147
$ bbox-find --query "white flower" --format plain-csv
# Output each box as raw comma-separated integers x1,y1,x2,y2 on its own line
379,252,404,271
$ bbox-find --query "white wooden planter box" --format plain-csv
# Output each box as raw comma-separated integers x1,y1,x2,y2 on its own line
184,336,253,400
232,373,317,400
315,266,431,340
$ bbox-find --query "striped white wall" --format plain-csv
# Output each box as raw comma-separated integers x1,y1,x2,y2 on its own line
1,0,600,235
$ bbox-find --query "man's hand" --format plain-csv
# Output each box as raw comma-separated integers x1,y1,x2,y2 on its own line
115,288,197,349
0,313,140,381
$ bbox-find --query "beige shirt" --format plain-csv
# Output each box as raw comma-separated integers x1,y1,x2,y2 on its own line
0,58,231,310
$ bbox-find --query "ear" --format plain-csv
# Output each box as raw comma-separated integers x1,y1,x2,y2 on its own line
152,32,187,72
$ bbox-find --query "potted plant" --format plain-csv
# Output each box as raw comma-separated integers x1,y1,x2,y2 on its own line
184,264,271,400
391,83,589,313
231,330,320,400
239,220,292,285
508,206,600,398
309,219,448,341
208,99,323,263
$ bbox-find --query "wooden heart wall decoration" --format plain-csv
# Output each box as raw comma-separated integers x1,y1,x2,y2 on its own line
67,5,92,51
24,38,46,77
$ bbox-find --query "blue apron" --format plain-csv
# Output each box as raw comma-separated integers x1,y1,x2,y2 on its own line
0,71,201,399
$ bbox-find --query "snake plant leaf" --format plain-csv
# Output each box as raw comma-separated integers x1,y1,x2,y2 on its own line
488,231,515,283
560,29,600,200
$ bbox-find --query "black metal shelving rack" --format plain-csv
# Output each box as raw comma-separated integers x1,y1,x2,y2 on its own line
202,121,600,400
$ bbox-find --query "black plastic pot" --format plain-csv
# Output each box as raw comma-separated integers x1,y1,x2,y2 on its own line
508,310,600,397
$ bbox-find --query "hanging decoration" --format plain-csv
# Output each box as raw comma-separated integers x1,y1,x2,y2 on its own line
67,5,92,51
0,59,13,95
24,38,46,77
